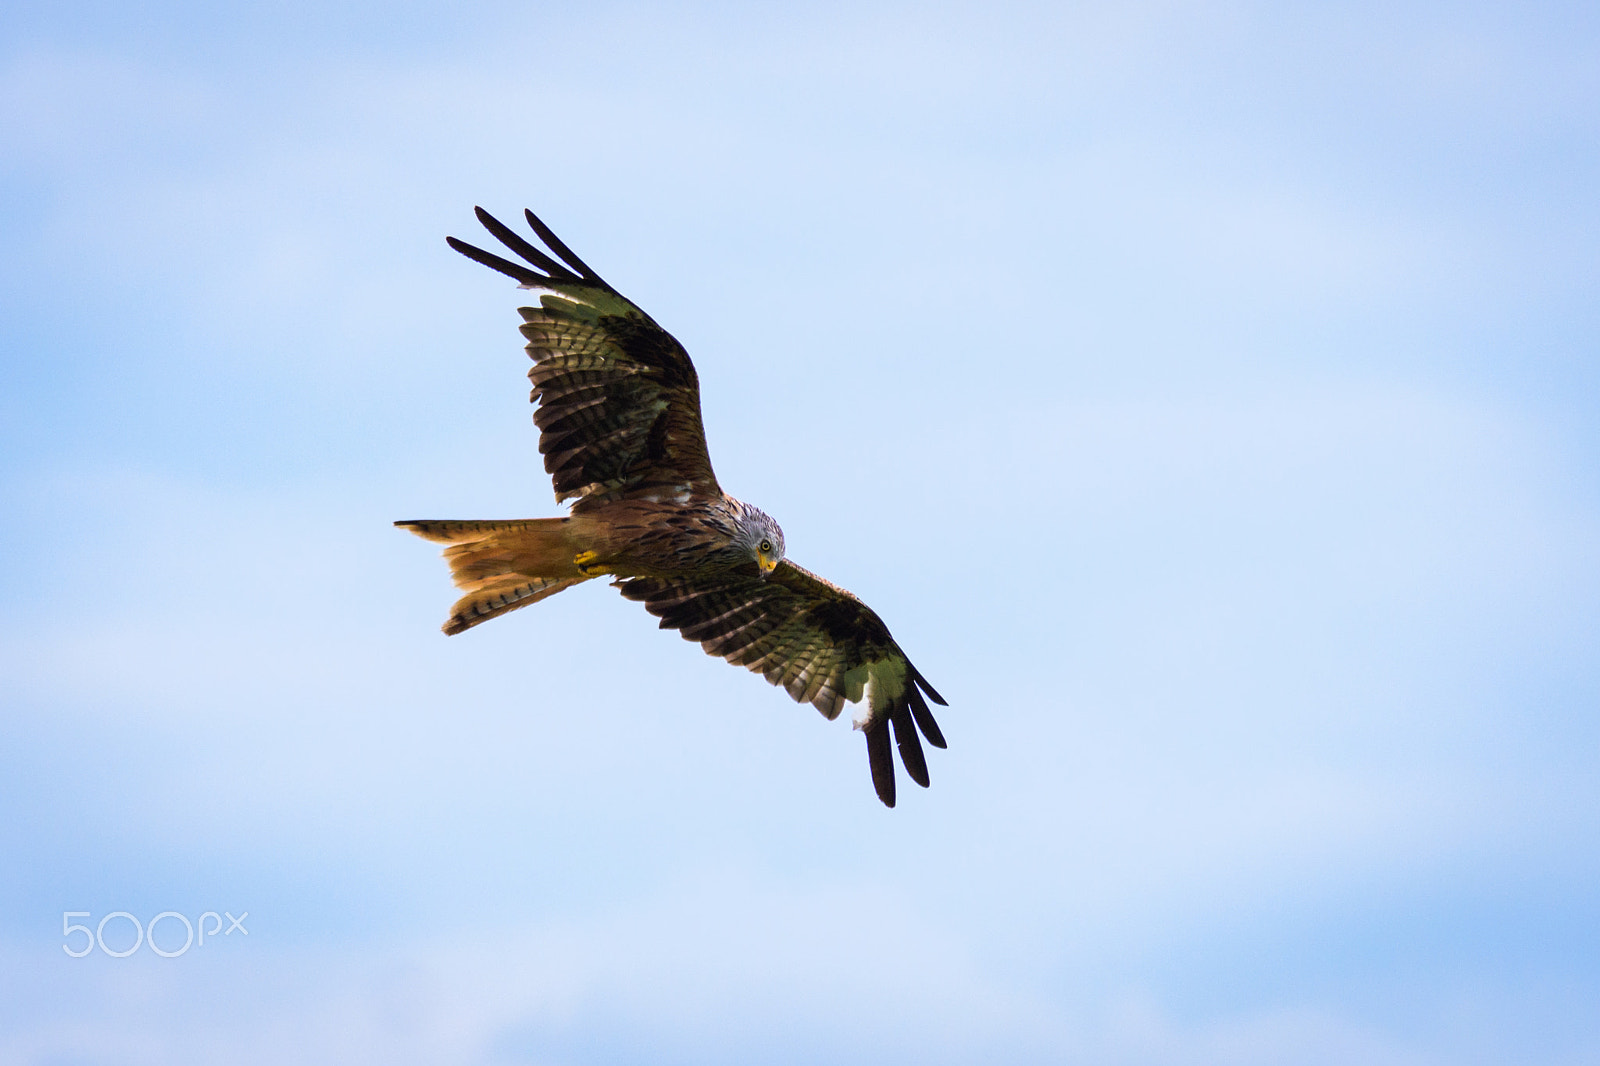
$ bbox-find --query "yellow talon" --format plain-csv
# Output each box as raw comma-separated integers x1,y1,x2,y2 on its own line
574,550,604,575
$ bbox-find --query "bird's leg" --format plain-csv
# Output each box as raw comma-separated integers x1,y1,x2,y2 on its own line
573,550,610,576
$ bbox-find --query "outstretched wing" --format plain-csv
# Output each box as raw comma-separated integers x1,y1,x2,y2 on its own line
448,207,720,509
616,561,947,807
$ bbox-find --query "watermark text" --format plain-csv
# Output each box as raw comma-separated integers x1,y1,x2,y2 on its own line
62,910,249,958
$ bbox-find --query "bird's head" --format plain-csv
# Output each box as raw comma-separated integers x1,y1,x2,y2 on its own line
735,503,786,578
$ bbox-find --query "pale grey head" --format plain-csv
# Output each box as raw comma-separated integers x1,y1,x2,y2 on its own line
731,500,786,576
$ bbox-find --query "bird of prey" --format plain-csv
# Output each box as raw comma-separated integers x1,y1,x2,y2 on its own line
397,207,946,806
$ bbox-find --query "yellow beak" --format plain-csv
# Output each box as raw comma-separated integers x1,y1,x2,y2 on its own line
759,555,778,575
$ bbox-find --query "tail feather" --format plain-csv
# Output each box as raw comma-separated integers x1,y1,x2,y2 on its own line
397,518,565,544
395,517,592,634
439,574,586,635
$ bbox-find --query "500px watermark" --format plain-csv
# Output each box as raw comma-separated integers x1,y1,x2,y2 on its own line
62,910,249,958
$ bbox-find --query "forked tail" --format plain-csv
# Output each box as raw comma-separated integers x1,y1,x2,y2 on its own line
395,518,591,634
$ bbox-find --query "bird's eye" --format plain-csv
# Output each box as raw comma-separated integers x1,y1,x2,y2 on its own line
759,539,773,554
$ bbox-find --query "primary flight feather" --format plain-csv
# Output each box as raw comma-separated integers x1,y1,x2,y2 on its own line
397,207,946,806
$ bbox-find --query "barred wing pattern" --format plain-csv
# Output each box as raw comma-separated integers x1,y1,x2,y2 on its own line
448,208,720,510
617,561,948,806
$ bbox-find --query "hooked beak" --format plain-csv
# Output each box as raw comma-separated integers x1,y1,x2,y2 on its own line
759,555,778,577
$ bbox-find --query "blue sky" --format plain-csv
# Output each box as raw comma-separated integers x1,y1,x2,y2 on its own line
2,1,1598,1062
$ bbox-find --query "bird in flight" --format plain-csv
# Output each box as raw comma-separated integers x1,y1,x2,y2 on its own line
398,207,946,806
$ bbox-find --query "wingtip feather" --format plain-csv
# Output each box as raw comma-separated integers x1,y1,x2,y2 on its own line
915,670,948,707
906,683,948,749
890,705,930,788
474,207,582,281
523,208,608,286
446,235,545,287
866,721,896,807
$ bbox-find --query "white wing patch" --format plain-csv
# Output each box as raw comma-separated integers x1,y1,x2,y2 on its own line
846,657,907,730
